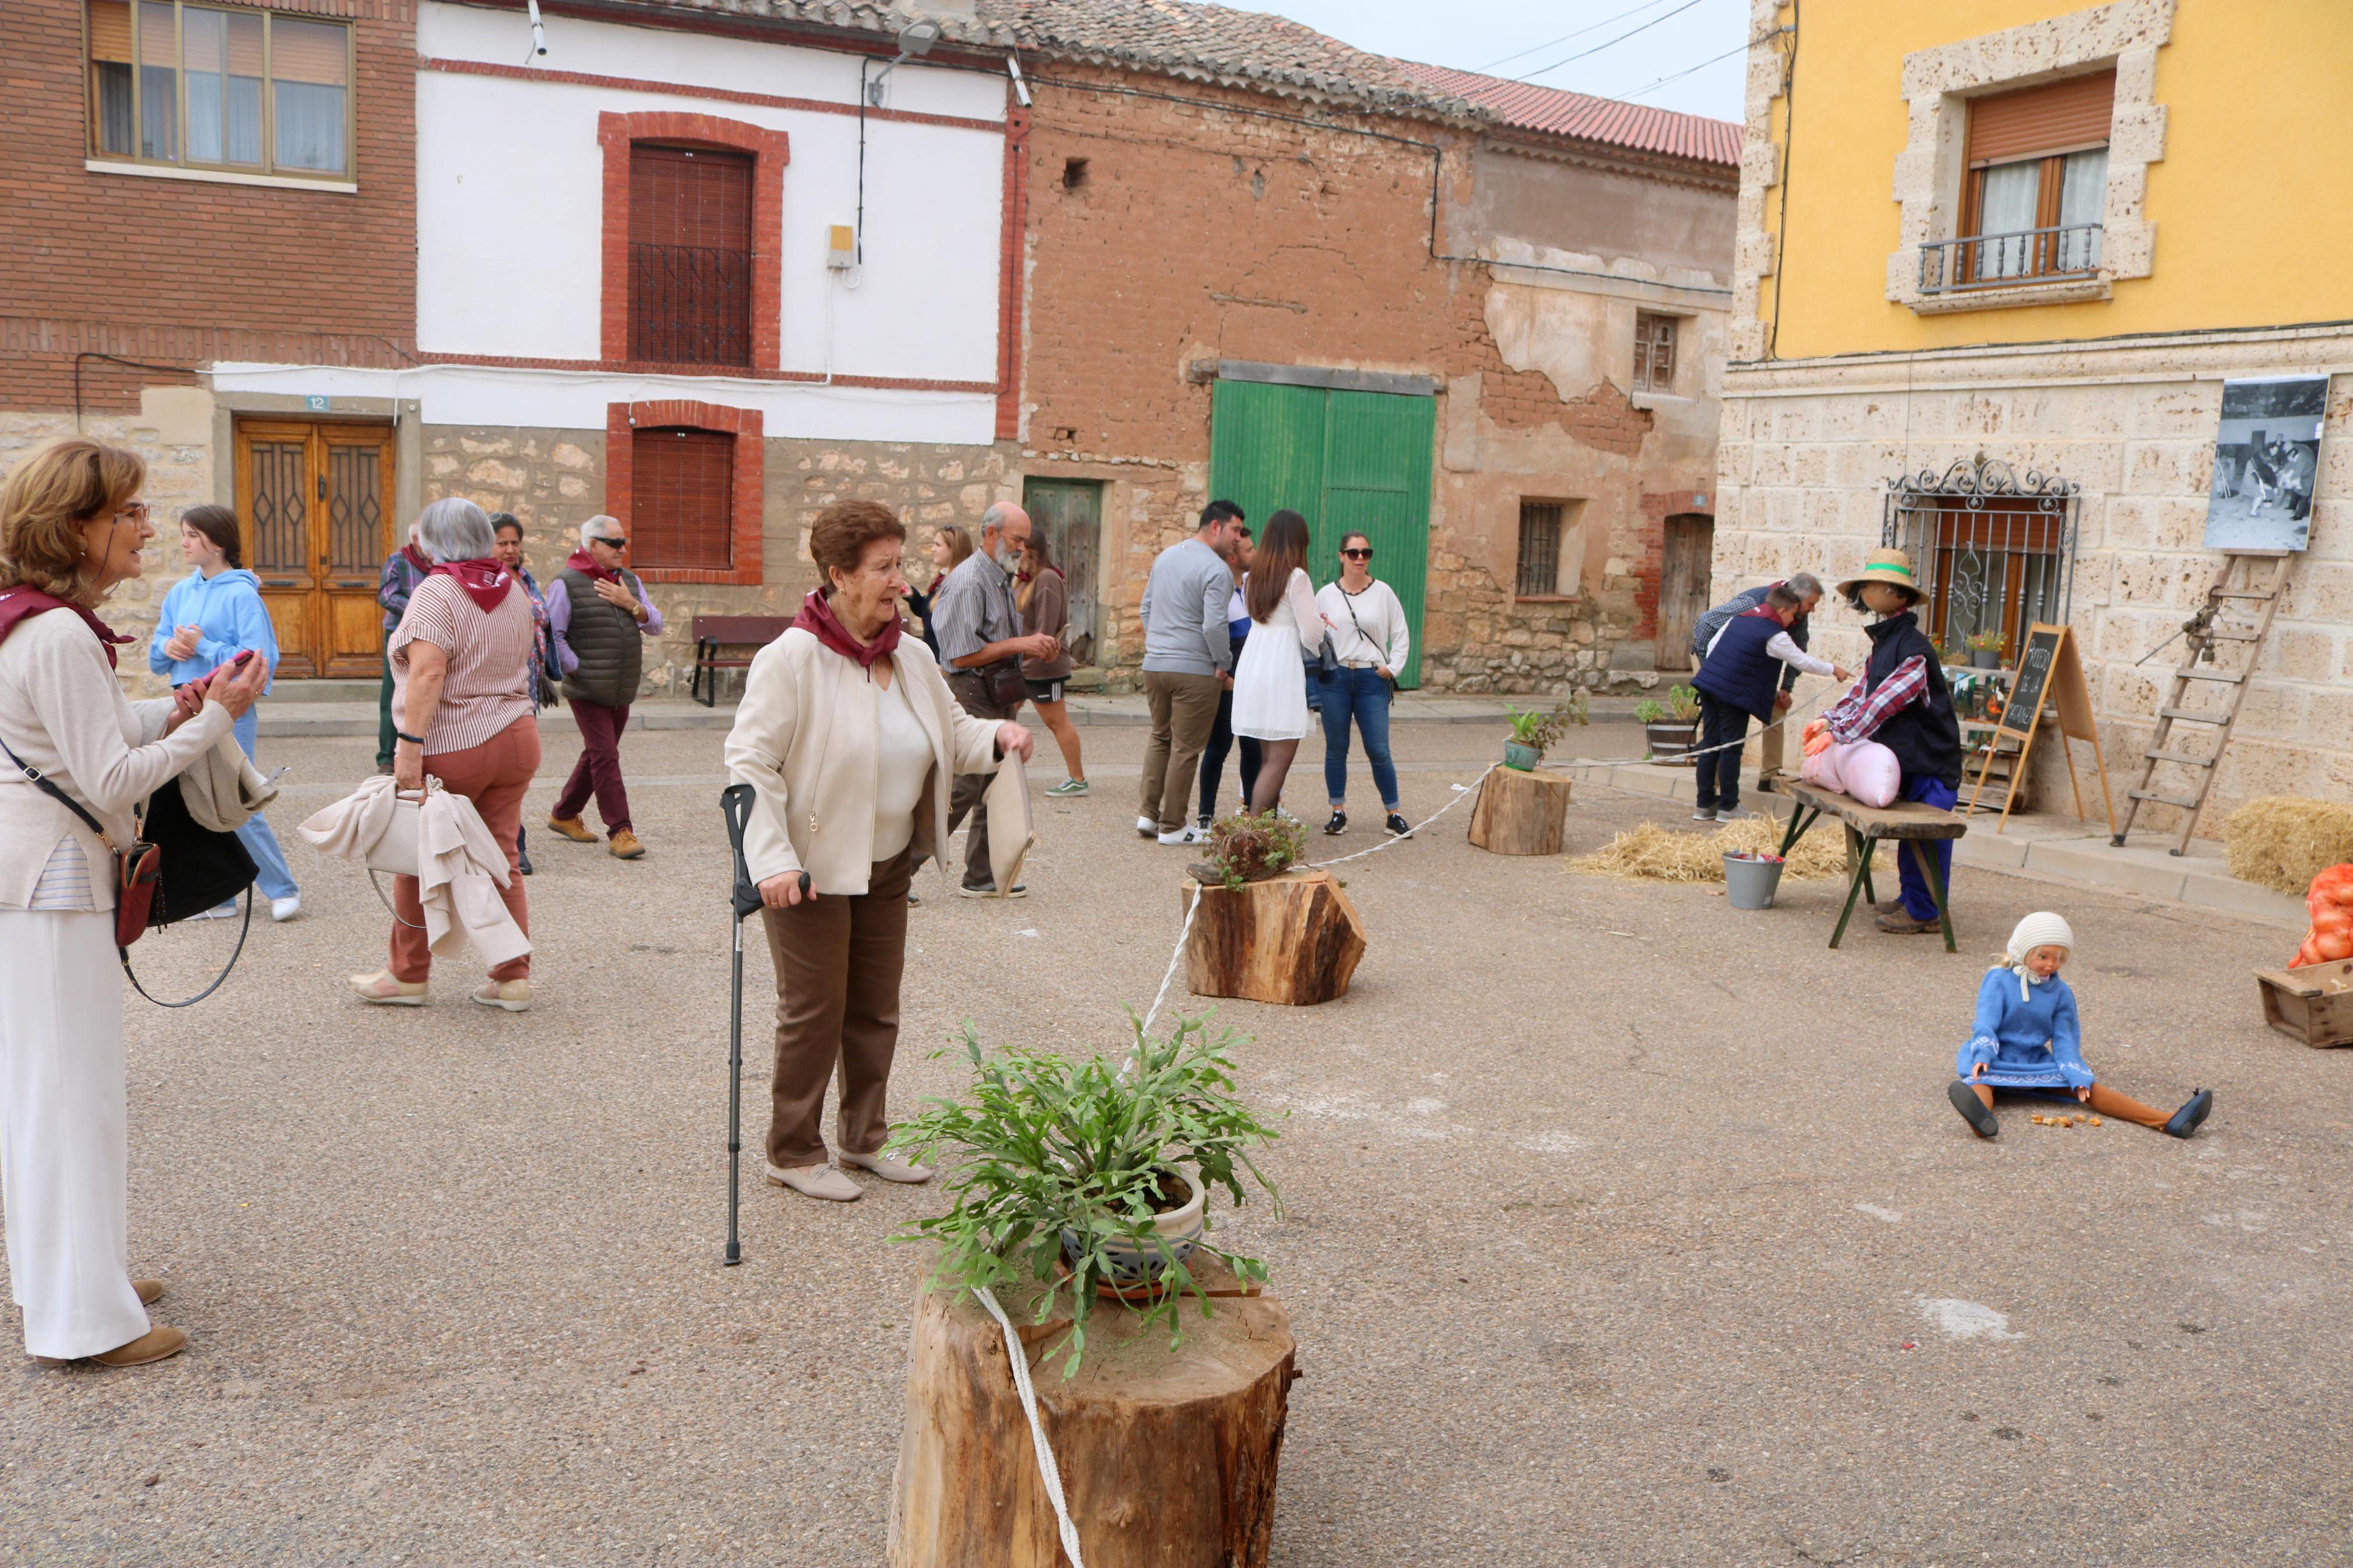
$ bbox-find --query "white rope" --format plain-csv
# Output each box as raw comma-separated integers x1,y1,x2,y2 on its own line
976,1285,1087,1568
1304,763,1496,868
1137,883,1202,1046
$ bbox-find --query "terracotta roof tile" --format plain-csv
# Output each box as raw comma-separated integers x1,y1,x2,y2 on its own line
1391,59,1740,165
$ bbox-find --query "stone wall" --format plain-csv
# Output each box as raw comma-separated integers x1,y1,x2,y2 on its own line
1715,327,2353,835
0,404,215,698
420,425,1016,696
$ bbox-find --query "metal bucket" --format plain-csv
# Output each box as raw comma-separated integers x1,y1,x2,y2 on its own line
1723,850,1785,911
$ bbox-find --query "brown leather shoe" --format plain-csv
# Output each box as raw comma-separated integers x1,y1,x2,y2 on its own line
546,815,597,844
608,829,646,860
91,1325,187,1367
134,1279,164,1307
1876,910,1942,935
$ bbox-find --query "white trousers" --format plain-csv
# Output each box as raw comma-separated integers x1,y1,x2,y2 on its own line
0,909,150,1359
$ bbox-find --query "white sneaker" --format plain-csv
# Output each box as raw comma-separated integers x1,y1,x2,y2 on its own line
764,1161,861,1202
189,902,239,921
1137,815,1158,838
837,1148,934,1183
1158,824,1206,845
269,895,301,923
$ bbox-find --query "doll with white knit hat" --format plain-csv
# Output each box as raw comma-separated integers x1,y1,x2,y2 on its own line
1946,912,2214,1139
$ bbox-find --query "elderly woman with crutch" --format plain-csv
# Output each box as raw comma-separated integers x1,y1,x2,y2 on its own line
0,439,269,1367
723,500,1032,1204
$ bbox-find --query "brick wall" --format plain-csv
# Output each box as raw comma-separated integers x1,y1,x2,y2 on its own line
0,0,417,412
421,424,1016,695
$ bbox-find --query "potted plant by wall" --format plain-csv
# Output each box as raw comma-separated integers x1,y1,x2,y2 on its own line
1638,684,1702,765
1967,628,2006,669
1187,809,1308,888
889,1014,1282,1376
1502,694,1587,771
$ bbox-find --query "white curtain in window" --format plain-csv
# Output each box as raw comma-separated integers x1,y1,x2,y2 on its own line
273,81,345,171
1974,161,2040,278
2057,148,2107,270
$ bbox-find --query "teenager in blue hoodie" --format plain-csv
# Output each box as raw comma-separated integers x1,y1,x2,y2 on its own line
148,506,301,921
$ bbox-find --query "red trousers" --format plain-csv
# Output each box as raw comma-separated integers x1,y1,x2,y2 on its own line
390,716,541,983
553,699,632,834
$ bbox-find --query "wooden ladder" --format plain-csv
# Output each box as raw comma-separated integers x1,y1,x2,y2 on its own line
2113,552,2292,856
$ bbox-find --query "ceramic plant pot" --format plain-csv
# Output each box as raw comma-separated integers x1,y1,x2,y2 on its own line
1972,649,2001,669
1503,739,1542,772
1061,1167,1206,1285
1644,720,1700,766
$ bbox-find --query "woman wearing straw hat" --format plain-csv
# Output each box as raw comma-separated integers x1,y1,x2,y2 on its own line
1820,548,1964,935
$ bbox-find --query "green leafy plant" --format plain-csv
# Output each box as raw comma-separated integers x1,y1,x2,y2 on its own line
888,1015,1282,1377
1965,628,2006,653
1200,809,1307,889
1504,701,1578,758
1667,684,1702,722
1634,699,1668,724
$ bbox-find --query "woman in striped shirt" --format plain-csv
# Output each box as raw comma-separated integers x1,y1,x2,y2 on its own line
350,498,543,1012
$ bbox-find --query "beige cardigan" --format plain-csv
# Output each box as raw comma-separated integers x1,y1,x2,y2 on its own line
723,628,1003,895
0,606,235,910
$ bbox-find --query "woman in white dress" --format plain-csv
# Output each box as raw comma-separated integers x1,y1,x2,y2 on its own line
1230,509,1331,814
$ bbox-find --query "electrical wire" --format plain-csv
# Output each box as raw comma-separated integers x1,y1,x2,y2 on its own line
1517,0,1706,83
1475,0,1679,72
1619,37,1750,100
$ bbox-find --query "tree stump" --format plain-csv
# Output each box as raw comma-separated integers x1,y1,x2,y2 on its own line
889,1268,1298,1568
1183,869,1367,1005
1468,766,1573,855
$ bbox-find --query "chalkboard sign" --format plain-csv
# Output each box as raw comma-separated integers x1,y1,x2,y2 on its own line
1966,623,2116,834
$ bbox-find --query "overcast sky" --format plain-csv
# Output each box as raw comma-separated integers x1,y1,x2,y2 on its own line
1248,0,1751,122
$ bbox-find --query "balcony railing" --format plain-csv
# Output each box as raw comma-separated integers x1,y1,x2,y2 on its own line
1919,222,2103,294
629,242,751,366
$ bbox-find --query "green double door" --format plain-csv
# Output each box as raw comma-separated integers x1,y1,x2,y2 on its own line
1206,379,1435,687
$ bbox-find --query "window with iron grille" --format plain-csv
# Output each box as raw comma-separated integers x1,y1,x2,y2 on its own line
1632,313,1677,394
1883,458,2078,666
633,426,736,571
1516,500,1564,597
629,144,753,367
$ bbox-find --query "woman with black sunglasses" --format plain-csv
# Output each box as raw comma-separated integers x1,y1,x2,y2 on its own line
1314,532,1411,837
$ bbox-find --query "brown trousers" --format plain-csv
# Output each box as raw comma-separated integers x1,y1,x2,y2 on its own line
943,671,1017,890
390,716,540,983
762,849,914,1168
1139,670,1222,832
1968,1080,2169,1129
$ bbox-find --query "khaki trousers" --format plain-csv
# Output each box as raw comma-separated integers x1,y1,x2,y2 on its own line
762,849,914,1168
943,671,1017,889
1140,670,1222,832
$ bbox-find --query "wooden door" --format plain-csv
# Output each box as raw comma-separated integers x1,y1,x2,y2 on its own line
1654,513,1714,671
1021,478,1100,665
236,419,395,678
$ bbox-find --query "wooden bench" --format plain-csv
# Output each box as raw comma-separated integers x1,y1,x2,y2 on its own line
1774,779,1969,952
689,615,791,707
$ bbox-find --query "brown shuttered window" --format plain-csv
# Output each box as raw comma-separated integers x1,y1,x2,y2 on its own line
633,427,735,571
629,144,754,367
1965,72,2116,166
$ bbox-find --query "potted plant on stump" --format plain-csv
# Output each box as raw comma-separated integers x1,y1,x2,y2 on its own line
886,1017,1295,1568
1187,809,1307,889
1502,694,1586,771
1638,684,1702,765
1183,810,1365,1006
1474,697,1586,856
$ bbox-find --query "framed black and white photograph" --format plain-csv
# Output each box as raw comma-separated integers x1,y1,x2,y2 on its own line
2204,374,2326,551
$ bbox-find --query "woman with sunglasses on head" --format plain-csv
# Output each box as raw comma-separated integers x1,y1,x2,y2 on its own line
1315,531,1411,838
0,440,268,1369
1229,509,1332,815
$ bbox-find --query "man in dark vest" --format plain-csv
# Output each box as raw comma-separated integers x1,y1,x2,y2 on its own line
546,515,665,859
1688,582,1847,823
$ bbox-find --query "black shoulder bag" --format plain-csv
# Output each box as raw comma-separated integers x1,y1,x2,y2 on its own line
2,733,257,1007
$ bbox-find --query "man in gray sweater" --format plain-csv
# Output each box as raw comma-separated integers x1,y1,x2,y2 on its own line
1134,500,1243,844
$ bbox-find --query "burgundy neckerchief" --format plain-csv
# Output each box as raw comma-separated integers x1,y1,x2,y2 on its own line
427,559,515,615
402,542,432,574
792,588,900,671
565,548,620,585
0,585,134,669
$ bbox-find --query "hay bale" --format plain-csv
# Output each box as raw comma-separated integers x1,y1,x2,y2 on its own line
2225,797,2353,895
1568,817,1876,883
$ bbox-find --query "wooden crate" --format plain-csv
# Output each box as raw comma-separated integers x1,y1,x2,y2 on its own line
2254,959,2353,1048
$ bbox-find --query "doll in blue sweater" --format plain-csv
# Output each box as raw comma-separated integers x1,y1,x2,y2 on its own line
1946,912,2213,1140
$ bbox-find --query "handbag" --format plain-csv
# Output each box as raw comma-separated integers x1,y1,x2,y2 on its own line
1311,632,1339,681
980,656,1029,711
2,731,161,948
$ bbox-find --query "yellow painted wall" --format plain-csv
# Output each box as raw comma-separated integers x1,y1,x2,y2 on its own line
1763,0,2353,358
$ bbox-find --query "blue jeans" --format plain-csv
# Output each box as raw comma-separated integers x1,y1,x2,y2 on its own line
231,708,299,901
1319,667,1400,810
1898,774,1957,922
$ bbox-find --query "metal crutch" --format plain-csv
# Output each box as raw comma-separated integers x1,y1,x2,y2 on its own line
719,783,809,1265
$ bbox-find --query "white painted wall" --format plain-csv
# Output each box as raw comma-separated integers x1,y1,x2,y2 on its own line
409,1,1006,437
207,364,998,446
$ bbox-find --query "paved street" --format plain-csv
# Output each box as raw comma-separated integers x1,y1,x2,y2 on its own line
4,719,2347,1566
